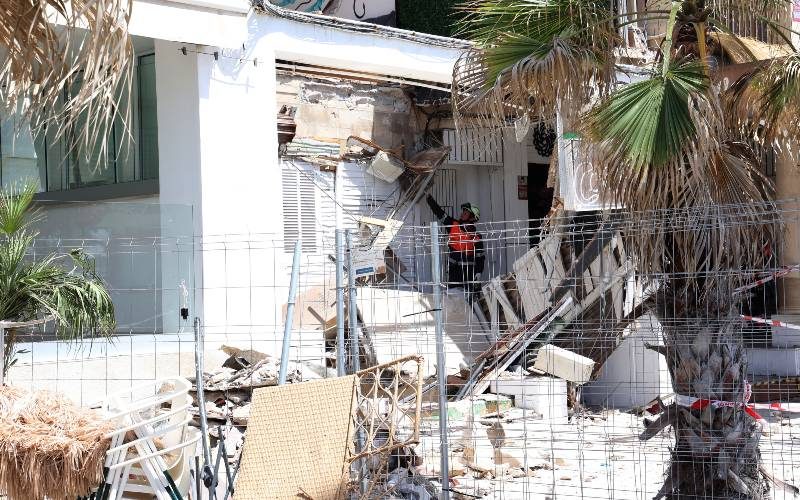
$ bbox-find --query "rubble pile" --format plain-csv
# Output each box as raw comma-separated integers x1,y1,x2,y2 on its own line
189,346,338,425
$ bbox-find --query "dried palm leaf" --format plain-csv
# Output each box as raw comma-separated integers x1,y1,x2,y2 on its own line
0,0,133,171
453,0,618,129
728,51,800,151
0,385,113,499
589,81,776,288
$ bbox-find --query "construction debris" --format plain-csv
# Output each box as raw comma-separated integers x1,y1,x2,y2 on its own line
490,375,569,420
531,344,595,385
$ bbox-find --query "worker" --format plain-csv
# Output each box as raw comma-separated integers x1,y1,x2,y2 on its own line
426,194,486,296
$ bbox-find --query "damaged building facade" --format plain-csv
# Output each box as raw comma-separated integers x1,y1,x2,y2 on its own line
2,1,800,498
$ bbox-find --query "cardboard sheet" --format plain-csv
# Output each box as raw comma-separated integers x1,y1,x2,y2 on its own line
235,376,357,499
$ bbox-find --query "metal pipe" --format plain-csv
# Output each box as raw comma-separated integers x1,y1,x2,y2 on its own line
430,221,450,499
194,317,214,495
335,230,346,377
394,170,437,222
346,229,368,494
279,240,302,385
346,230,360,374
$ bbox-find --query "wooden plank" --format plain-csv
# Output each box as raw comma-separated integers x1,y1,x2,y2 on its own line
552,226,616,302
482,282,501,340
490,277,521,330
465,297,574,398
540,234,565,290
513,248,548,321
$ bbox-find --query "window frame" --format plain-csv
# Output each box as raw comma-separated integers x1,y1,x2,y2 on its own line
25,51,160,202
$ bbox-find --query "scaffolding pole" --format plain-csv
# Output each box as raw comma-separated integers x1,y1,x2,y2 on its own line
279,240,302,385
430,221,450,499
335,229,346,377
346,230,360,374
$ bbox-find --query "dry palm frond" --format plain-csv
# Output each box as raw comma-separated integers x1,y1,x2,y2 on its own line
0,385,113,499
728,51,800,150
453,0,618,129
0,0,133,171
707,0,792,44
590,85,776,289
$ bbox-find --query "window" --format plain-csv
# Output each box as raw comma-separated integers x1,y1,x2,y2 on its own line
281,163,318,253
0,53,159,193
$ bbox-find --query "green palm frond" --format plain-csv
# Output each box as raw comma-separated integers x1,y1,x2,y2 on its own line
0,184,41,235
0,183,115,373
453,0,618,124
586,60,709,169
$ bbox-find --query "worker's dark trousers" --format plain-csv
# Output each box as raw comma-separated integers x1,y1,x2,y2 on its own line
447,260,480,302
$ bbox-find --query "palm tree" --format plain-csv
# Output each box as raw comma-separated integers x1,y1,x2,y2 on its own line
0,0,134,163
454,1,799,497
0,185,115,377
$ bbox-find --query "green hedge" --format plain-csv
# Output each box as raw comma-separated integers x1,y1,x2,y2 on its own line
396,0,464,38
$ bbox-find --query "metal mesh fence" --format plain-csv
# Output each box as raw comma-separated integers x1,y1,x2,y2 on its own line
4,198,800,499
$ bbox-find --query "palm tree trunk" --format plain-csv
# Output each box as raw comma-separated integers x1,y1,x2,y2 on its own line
647,296,769,499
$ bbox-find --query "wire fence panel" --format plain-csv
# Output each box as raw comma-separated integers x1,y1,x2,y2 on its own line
4,198,800,499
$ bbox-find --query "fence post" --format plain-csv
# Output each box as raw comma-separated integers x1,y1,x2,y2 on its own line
335,230,346,377
345,229,368,493
430,221,450,499
346,230,360,374
194,317,214,494
279,240,302,385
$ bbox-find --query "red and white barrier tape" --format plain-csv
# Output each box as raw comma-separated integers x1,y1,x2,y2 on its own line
734,265,800,294
740,314,800,331
675,382,791,425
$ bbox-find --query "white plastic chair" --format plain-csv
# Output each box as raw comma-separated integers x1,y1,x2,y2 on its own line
97,377,202,500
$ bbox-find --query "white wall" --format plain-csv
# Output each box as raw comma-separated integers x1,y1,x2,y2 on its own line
129,0,248,48
154,35,284,345
258,15,462,83
155,40,205,334
582,316,673,409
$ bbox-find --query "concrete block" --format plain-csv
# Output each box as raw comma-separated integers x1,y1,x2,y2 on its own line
581,315,673,409
532,344,595,385
772,315,800,347
746,347,800,377
489,376,568,420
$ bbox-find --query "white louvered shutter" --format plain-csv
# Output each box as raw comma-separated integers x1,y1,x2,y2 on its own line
281,163,318,253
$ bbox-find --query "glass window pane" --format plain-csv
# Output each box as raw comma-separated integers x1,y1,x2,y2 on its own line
1,114,43,192
138,54,158,180
67,75,115,188
114,76,136,183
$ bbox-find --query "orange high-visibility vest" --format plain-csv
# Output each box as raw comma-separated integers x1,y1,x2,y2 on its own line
448,224,480,255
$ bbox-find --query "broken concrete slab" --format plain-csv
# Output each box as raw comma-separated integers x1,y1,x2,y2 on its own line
772,315,800,347
581,315,673,409
281,285,337,337
200,357,301,391
489,376,568,420
531,344,595,385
